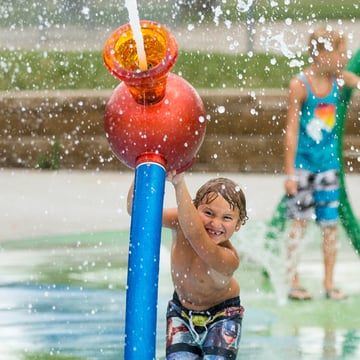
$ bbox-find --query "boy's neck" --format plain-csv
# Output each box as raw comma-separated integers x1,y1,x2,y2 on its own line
306,64,332,80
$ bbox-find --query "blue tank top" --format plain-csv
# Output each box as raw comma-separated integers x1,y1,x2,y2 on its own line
294,72,340,172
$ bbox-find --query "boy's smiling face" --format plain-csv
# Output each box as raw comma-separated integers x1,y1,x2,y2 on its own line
197,193,241,244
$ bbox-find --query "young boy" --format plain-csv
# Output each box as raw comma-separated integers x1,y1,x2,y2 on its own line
284,26,360,301
128,173,248,358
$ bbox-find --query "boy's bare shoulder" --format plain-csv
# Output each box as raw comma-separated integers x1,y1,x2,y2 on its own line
289,75,305,89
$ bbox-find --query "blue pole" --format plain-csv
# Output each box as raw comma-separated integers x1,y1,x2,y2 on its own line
125,160,166,360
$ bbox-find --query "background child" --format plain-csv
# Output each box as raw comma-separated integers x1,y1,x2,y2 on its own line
128,173,248,358
284,26,360,301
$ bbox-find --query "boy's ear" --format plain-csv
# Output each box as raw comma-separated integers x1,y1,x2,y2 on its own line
235,220,241,231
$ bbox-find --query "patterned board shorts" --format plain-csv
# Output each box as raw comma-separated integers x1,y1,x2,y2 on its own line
166,292,244,360
286,169,340,226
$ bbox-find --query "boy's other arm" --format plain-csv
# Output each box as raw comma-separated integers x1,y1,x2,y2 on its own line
127,177,179,229
126,180,134,215
342,70,360,89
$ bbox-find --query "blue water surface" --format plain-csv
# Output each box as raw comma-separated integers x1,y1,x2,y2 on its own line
2,283,359,360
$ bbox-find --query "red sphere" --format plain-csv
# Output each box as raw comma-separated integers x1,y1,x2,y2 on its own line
104,73,206,172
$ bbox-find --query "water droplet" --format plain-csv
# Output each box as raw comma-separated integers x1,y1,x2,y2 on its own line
217,106,225,114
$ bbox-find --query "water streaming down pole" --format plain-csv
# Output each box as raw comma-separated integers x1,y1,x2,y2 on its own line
103,21,206,359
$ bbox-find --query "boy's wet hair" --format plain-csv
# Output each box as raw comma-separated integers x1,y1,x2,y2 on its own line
193,177,248,225
308,26,345,58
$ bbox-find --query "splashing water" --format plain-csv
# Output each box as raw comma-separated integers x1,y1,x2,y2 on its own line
233,221,289,305
125,0,147,70
237,0,254,13
265,32,296,59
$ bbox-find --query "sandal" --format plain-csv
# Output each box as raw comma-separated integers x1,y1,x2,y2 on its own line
288,287,313,300
325,289,348,300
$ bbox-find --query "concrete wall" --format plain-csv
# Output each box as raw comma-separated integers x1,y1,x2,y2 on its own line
1,89,359,173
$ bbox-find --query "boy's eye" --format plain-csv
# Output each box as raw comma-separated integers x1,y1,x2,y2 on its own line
224,216,233,221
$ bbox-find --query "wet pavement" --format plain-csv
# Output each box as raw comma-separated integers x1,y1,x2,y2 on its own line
1,170,360,359
1,169,359,242
2,169,360,296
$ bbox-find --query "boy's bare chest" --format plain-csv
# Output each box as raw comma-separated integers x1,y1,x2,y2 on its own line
171,240,229,288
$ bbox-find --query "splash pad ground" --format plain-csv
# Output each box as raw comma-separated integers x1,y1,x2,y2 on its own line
1,169,360,359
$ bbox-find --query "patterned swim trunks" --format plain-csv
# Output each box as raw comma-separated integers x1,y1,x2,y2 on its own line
286,169,340,226
166,292,244,359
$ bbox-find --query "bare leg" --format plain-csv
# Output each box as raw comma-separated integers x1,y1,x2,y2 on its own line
322,225,337,291
322,225,347,299
287,219,312,299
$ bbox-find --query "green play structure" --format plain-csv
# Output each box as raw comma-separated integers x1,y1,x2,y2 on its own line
266,49,360,255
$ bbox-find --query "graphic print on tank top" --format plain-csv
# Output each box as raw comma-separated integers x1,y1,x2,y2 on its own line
306,103,336,143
